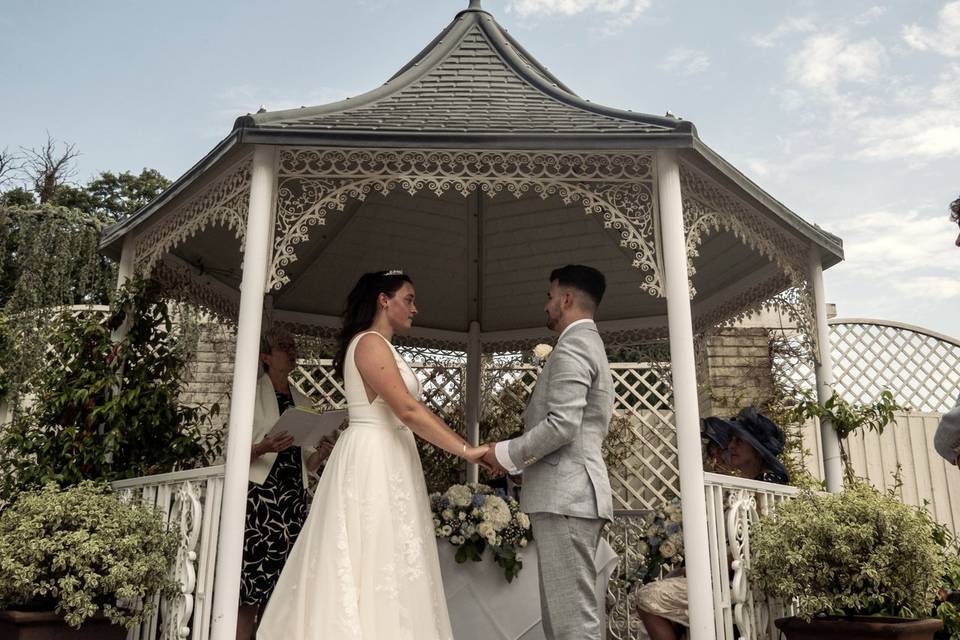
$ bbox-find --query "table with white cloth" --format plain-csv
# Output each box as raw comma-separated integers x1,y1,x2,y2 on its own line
438,537,619,640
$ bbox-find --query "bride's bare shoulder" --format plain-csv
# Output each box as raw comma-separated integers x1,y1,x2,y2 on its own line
354,332,394,362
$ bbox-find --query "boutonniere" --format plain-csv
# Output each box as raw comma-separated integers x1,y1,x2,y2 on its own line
532,343,553,365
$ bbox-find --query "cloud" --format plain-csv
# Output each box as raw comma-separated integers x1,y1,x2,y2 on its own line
658,48,711,75
506,0,651,18
787,33,886,93
751,16,816,48
854,5,887,26
504,0,651,32
903,1,960,57
851,65,960,160
891,276,960,301
829,210,960,284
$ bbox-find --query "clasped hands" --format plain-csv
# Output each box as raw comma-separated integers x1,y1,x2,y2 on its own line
463,442,517,480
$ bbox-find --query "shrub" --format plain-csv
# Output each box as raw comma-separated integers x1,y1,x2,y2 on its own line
0,482,179,628
751,482,946,620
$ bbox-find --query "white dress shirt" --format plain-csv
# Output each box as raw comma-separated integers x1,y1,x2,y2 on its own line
494,318,596,474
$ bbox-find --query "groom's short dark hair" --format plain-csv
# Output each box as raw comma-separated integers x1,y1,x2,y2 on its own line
550,265,606,308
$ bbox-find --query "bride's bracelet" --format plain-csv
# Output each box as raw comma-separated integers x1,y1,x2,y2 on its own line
461,442,468,457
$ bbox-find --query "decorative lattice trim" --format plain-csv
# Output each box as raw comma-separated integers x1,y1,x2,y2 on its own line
271,148,662,296
135,155,253,275
679,161,808,297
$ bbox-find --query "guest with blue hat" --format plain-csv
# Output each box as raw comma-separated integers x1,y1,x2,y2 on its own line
637,407,789,640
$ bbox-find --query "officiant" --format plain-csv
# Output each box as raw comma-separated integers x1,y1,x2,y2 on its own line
238,328,337,640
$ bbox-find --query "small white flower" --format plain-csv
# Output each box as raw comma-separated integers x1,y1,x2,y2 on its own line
458,511,467,521
636,541,649,555
532,343,553,360
441,524,453,537
442,509,454,521
519,538,528,548
517,512,530,529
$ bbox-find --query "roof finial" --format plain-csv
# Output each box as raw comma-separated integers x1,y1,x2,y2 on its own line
467,0,482,9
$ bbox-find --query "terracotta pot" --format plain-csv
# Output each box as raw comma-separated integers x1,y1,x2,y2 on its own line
775,615,943,640
0,610,127,640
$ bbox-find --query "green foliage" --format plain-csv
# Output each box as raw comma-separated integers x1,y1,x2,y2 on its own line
0,277,222,498
0,482,179,629
788,389,901,484
751,482,947,621
0,204,115,311
83,169,170,221
930,522,960,639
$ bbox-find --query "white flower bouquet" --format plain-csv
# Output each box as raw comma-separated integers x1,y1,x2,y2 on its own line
621,498,685,590
430,483,533,582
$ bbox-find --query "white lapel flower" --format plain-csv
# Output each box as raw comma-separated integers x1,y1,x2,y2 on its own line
532,343,553,363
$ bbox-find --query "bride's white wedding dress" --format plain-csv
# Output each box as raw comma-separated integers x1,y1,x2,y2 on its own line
257,331,453,639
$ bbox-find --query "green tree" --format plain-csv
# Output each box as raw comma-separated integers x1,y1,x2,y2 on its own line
84,168,170,220
0,277,221,498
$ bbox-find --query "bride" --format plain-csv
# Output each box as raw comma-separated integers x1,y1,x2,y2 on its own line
257,270,489,639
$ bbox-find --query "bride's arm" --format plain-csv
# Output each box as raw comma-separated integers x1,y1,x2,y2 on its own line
354,334,486,462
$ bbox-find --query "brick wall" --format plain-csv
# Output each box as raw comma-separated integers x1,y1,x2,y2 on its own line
179,322,236,434
701,327,775,418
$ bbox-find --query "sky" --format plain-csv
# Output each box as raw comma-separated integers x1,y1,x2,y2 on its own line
1,0,958,337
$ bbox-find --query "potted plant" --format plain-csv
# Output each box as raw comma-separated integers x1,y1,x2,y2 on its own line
0,481,180,639
751,481,946,639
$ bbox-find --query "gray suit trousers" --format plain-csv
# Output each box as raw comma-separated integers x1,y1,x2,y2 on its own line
531,512,606,640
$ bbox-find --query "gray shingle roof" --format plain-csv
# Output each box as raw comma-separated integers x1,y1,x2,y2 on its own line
235,4,691,137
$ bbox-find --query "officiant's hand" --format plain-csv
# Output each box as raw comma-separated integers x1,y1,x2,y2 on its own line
253,431,295,458
481,444,507,476
314,434,337,460
306,434,338,473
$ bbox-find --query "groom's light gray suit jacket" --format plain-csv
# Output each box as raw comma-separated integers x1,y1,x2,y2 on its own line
508,321,614,522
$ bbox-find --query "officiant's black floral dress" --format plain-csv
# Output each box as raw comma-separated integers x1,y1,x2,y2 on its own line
240,392,309,606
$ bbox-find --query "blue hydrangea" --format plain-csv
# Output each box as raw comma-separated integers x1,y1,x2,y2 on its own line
666,522,680,535
471,494,486,507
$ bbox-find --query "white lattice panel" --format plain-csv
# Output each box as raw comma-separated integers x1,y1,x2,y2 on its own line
776,319,960,414
293,357,678,511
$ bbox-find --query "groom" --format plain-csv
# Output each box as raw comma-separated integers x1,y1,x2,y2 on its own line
482,264,614,640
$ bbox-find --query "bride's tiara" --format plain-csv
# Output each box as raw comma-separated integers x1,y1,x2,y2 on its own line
384,269,404,276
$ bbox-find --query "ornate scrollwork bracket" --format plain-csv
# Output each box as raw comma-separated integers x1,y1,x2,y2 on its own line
270,148,663,296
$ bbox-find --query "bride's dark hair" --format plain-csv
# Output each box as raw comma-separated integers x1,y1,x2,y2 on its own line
333,270,413,377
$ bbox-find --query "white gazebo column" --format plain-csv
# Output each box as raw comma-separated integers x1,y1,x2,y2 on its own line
110,233,137,342
657,149,716,640
210,145,278,639
808,245,843,492
465,320,481,483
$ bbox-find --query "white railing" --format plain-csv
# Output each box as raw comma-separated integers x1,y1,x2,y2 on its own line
704,472,799,640
606,509,652,640
107,468,798,640
112,465,225,640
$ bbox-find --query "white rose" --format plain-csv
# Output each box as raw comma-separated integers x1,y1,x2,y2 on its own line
517,512,530,529
441,525,453,536
478,522,495,539
660,541,677,558
532,343,553,360
442,509,454,521
458,511,467,521
446,485,473,507
451,535,464,545
480,496,512,530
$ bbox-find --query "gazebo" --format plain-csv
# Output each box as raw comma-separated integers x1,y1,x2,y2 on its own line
100,2,844,638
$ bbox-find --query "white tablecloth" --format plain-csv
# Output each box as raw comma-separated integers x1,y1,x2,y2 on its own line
438,538,618,640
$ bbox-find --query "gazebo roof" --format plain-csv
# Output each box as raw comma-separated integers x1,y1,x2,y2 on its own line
233,0,692,146
99,0,843,352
